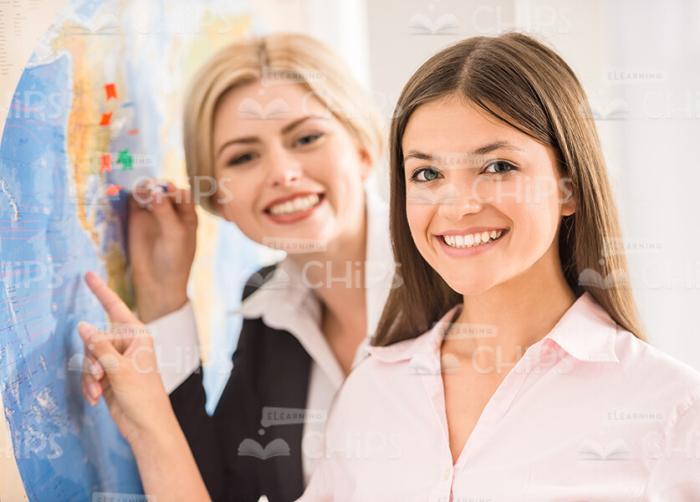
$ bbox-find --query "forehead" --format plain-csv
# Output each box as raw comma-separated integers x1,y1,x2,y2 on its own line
402,95,528,153
213,80,331,139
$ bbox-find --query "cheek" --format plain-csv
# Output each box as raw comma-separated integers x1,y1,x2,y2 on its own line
217,175,248,206
406,199,434,250
502,197,560,257
309,146,365,208
525,178,563,237
216,175,259,227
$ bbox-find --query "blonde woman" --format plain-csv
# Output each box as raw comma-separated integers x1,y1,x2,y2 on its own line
82,33,394,501
80,32,700,500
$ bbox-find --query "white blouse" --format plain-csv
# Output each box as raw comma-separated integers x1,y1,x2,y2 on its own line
148,186,395,484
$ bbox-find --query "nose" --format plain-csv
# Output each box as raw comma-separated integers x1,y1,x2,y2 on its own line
265,144,302,187
436,182,483,221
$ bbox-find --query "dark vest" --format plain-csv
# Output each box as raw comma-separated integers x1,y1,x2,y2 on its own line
170,264,311,501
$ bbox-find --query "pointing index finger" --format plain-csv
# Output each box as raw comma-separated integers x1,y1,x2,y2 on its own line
84,271,138,325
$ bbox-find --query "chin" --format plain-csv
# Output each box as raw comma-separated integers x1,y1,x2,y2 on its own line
261,228,333,254
442,275,497,297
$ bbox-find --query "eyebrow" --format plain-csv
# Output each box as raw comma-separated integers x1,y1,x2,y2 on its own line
215,115,328,159
403,141,523,162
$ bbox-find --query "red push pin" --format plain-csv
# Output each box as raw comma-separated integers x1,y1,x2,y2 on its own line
105,83,117,100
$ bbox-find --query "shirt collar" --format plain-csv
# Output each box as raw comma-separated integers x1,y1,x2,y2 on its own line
545,291,620,363
365,291,620,365
234,255,314,320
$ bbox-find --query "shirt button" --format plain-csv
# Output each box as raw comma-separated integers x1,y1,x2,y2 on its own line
443,467,451,480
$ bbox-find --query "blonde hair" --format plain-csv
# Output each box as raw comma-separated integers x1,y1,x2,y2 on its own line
182,32,384,214
374,32,647,346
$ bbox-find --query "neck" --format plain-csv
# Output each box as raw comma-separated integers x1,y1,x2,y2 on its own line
449,243,577,362
287,193,368,337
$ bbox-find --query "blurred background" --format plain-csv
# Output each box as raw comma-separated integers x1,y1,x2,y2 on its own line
1,0,699,498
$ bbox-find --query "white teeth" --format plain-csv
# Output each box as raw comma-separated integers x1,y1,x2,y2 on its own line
442,229,504,249
269,194,320,215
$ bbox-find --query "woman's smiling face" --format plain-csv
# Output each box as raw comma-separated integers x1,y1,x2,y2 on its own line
211,79,371,252
402,94,576,295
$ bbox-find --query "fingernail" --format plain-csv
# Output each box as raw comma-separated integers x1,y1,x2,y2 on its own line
89,360,103,379
87,382,101,401
78,321,95,333
78,321,96,340
85,272,102,288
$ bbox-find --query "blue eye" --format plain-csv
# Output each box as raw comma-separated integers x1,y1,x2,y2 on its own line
483,161,517,175
410,167,441,183
296,133,323,146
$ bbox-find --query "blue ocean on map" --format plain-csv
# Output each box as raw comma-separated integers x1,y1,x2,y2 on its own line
0,0,263,499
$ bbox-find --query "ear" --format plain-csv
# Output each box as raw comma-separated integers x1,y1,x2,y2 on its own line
561,197,576,218
358,146,374,182
559,176,576,218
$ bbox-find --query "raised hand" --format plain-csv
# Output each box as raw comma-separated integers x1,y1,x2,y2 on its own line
129,180,198,322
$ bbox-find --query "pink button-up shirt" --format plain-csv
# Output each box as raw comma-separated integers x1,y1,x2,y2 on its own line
299,291,700,501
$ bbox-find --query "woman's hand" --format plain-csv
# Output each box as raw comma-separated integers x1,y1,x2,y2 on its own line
79,271,212,501
129,180,198,322
79,271,174,444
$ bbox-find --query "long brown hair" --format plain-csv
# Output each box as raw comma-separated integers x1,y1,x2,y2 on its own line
373,32,646,346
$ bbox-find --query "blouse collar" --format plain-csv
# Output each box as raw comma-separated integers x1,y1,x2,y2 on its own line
365,291,621,366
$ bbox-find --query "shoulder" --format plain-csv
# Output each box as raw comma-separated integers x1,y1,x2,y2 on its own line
613,327,700,408
332,332,433,404
342,303,459,389
615,327,700,384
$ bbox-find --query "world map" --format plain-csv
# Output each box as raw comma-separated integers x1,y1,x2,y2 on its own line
0,0,268,499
